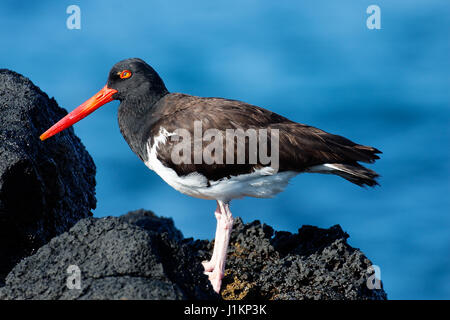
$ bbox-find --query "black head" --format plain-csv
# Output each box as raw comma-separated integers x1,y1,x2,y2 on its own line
107,58,168,101
40,58,169,141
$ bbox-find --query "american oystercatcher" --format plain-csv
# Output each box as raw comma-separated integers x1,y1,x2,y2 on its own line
40,58,381,293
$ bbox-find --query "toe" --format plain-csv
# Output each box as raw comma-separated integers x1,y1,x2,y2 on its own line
207,270,224,293
202,260,214,272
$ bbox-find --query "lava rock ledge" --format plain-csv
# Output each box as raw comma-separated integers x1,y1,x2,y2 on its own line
0,209,387,300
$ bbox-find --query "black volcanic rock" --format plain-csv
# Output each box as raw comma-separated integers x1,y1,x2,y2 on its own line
0,210,386,300
217,221,387,300
0,70,96,284
0,210,216,300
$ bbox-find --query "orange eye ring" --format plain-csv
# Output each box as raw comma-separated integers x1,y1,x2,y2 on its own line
119,70,132,79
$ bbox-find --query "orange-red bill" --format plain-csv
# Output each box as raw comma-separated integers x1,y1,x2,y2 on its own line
40,85,118,141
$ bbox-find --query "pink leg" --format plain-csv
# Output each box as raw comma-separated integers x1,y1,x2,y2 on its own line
203,200,234,294
202,202,222,272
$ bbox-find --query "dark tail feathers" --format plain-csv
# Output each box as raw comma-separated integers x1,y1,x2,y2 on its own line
326,163,380,187
307,162,380,187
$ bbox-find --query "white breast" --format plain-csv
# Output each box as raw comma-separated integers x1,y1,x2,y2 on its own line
145,127,298,202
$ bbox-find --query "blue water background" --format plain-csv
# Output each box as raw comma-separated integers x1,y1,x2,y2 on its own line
1,0,449,299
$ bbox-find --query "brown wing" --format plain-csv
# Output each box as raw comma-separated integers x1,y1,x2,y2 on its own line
148,93,381,182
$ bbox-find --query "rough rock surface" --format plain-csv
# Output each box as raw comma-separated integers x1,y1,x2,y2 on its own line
0,209,386,300
214,220,387,300
0,70,96,284
0,210,216,300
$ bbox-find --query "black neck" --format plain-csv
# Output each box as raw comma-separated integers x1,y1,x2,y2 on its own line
117,90,168,162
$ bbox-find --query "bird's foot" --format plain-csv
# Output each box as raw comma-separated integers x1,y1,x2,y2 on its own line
204,269,224,294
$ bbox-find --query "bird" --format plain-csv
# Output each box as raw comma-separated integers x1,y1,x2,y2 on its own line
40,58,381,294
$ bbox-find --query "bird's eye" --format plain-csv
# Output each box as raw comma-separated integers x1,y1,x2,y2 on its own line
119,70,132,79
